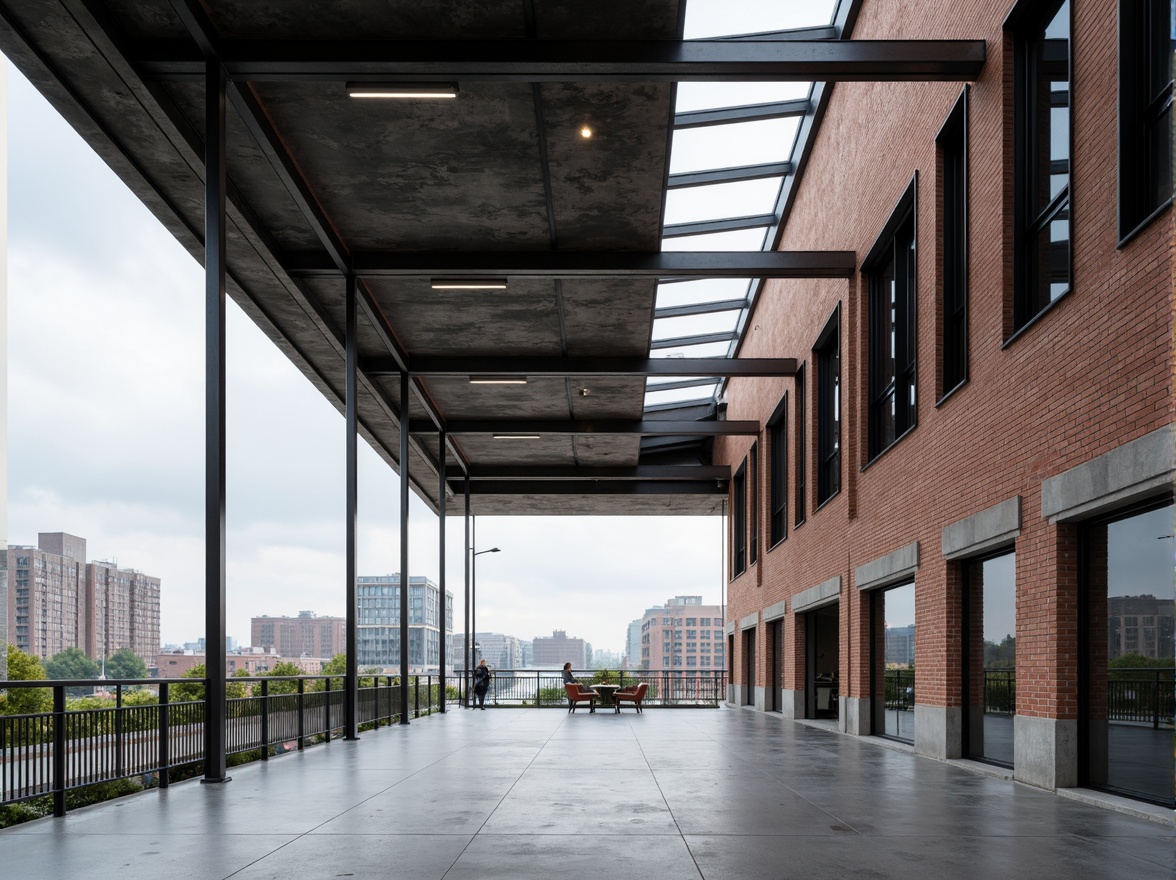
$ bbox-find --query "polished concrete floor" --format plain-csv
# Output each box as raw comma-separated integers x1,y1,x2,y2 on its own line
1,706,1172,880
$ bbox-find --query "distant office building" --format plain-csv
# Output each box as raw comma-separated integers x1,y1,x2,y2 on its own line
357,574,453,673
476,632,522,669
592,648,621,669
884,625,916,667
625,618,644,669
8,533,160,665
637,596,725,675
252,611,345,658
531,630,589,668
1108,596,1174,661
518,639,532,668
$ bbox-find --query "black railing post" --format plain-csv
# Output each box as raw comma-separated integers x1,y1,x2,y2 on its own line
414,675,420,718
52,685,66,817
297,678,306,750
159,682,170,789
1154,669,1161,730
260,678,269,760
325,677,332,741
115,684,124,778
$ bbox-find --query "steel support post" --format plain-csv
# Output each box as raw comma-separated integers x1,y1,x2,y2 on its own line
438,429,446,712
471,514,476,705
399,370,411,724
202,58,230,785
463,477,471,706
344,274,359,739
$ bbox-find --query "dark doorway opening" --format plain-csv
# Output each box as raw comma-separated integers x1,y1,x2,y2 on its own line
806,604,839,719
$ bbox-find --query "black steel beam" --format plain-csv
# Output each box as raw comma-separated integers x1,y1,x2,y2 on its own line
667,161,793,189
459,480,727,496
645,377,724,391
663,213,776,238
674,98,809,128
133,39,987,83
416,419,759,436
463,465,731,481
283,250,856,279
378,356,797,378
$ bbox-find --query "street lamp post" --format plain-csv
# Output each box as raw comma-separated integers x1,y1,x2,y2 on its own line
470,546,500,708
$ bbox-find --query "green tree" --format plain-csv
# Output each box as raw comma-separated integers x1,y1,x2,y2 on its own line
167,664,249,703
983,634,1016,668
0,645,53,716
45,647,101,682
262,661,305,695
104,648,148,680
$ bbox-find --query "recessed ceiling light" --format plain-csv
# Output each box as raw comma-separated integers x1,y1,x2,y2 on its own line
469,377,528,385
580,126,593,138
346,83,459,99
430,278,508,290
492,434,541,440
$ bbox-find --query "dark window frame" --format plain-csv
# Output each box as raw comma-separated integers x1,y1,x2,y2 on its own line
749,442,759,565
815,307,841,507
1009,0,1072,338
795,364,807,526
937,91,969,400
1118,0,1173,244
864,180,918,461
732,459,747,578
768,394,788,548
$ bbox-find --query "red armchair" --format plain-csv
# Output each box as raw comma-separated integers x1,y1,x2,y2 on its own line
614,682,648,713
564,682,598,713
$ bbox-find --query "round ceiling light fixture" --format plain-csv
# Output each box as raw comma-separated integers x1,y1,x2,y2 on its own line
580,125,593,139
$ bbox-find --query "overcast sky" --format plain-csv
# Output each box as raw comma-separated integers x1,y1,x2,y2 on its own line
5,61,730,658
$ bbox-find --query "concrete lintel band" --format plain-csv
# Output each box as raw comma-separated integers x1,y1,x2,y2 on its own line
855,541,920,592
739,612,759,630
725,621,735,636
942,496,1021,560
792,575,841,613
1041,425,1174,523
762,599,787,621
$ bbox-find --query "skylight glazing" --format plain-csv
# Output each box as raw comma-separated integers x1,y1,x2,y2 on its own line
643,0,840,412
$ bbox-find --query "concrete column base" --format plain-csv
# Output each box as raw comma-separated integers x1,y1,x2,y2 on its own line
780,689,804,719
1014,715,1078,790
726,684,736,704
753,685,766,711
840,696,870,735
914,704,963,760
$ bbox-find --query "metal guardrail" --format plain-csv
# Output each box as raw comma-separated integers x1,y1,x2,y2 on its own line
0,675,444,817
454,669,726,708
883,669,914,711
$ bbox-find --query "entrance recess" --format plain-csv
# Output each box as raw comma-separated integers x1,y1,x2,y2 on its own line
806,603,839,719
743,628,757,706
871,582,915,742
963,552,1016,766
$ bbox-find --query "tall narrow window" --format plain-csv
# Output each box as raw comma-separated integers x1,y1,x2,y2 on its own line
732,460,747,577
815,309,841,505
866,187,917,460
795,365,806,525
768,395,788,547
1119,0,1173,240
1012,0,1070,332
749,443,759,565
938,94,968,395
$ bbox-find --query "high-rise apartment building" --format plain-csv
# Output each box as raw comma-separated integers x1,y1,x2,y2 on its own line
357,574,453,672
251,611,345,658
7,533,160,664
531,630,589,669
625,618,644,669
475,632,521,670
637,596,725,675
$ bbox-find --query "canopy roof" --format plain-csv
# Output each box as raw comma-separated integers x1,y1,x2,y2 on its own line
0,0,983,515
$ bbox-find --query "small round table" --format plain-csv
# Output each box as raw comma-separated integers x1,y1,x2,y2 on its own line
592,684,621,708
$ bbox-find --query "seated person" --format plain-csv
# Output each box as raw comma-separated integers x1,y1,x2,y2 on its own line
562,662,595,693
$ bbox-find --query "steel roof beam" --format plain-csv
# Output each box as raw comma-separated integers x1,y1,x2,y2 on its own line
463,465,731,481
674,98,809,128
456,480,726,496
283,249,856,278
370,356,797,378
663,214,776,238
667,161,792,189
650,331,737,350
645,377,723,391
411,419,759,436
133,39,987,83
654,299,747,319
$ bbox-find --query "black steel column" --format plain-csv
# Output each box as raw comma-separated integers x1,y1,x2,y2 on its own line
344,274,359,739
471,514,477,694
437,429,447,713
463,475,471,706
203,58,229,784
399,370,411,724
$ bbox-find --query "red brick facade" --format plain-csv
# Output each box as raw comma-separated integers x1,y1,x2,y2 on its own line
716,0,1172,795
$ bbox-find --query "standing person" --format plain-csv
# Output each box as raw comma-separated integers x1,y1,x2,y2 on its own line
473,659,491,709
